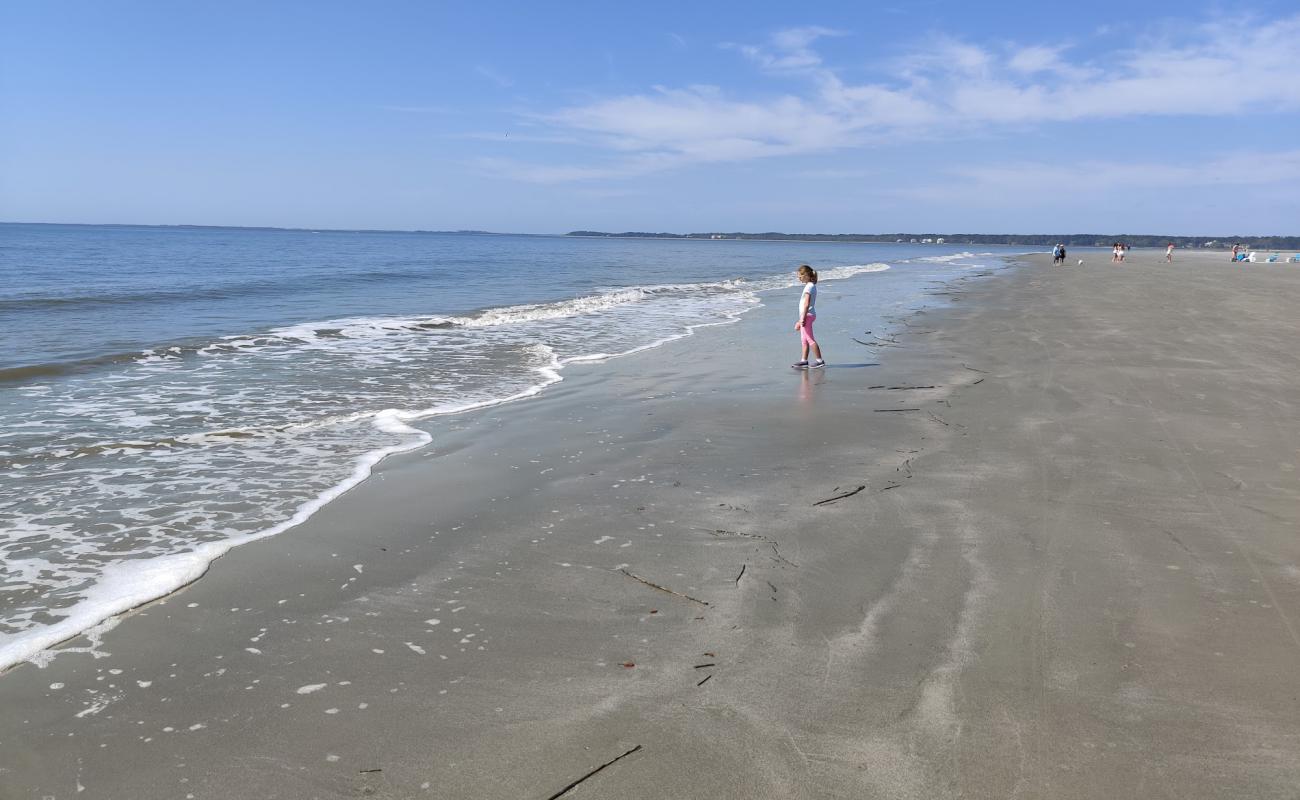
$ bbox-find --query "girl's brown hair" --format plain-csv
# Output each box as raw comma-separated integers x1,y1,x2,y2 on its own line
797,264,818,283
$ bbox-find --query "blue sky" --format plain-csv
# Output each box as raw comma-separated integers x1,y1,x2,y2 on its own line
3,1,1298,234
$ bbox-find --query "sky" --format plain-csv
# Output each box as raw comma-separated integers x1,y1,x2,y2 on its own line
2,1,1299,234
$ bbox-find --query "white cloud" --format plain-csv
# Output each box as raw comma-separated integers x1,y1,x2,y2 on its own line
380,105,454,114
727,25,846,73
503,15,1300,182
944,149,1300,191
475,65,515,88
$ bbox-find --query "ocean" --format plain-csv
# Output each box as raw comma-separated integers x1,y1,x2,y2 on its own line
0,222,1023,671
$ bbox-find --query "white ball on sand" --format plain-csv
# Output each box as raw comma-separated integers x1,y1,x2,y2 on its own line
1077,259,1084,265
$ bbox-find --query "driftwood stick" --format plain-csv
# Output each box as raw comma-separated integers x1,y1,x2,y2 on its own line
619,569,709,606
813,485,866,506
697,674,713,687
694,662,716,669
734,564,746,584
703,528,771,543
874,408,921,412
971,378,985,385
544,744,644,800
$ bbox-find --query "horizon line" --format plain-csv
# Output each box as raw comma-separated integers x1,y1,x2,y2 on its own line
2,221,1296,242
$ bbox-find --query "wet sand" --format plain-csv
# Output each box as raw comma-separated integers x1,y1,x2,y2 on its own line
3,249,1299,798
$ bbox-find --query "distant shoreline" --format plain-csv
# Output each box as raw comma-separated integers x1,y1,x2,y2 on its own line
567,231,1300,249
3,221,1296,249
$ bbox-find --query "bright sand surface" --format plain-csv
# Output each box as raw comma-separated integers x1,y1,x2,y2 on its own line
2,248,1299,798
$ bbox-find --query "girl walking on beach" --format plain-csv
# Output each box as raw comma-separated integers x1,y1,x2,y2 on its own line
792,264,825,370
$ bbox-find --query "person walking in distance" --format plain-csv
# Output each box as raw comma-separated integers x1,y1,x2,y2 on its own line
1166,242,1175,262
791,264,825,370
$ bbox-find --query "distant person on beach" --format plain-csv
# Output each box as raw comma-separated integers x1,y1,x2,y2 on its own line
1052,244,1063,265
1058,244,1067,265
1112,243,1121,263
792,264,825,370
1232,243,1240,262
1119,243,1128,263
1166,242,1175,262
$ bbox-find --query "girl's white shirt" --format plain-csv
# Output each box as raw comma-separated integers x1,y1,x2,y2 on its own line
800,282,817,317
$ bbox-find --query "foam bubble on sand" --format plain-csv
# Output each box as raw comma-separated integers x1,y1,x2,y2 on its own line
593,536,613,545
405,642,426,655
75,693,117,719
424,618,441,626
49,682,64,690
296,683,327,695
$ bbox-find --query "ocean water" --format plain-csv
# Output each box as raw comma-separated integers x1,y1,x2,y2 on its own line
0,223,1020,670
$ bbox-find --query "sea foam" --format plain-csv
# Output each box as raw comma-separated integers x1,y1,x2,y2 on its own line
0,261,905,674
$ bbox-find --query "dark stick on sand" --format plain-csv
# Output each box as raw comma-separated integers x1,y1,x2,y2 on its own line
971,378,985,385
734,564,746,583
697,674,713,687
543,745,644,800
874,408,921,412
813,485,867,506
962,363,990,373
619,569,709,606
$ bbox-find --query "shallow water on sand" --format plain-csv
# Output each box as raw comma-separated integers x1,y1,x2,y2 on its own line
0,222,1019,670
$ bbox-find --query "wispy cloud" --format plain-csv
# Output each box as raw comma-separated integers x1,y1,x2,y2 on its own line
726,25,847,73
475,65,515,88
943,149,1300,192
500,14,1300,182
447,131,581,144
380,105,454,114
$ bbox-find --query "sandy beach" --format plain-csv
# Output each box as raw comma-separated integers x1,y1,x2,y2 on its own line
3,248,1299,799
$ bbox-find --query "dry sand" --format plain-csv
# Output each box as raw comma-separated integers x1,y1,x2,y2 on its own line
2,248,1298,798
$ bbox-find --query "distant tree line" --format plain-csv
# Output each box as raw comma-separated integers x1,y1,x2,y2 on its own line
567,231,1300,249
